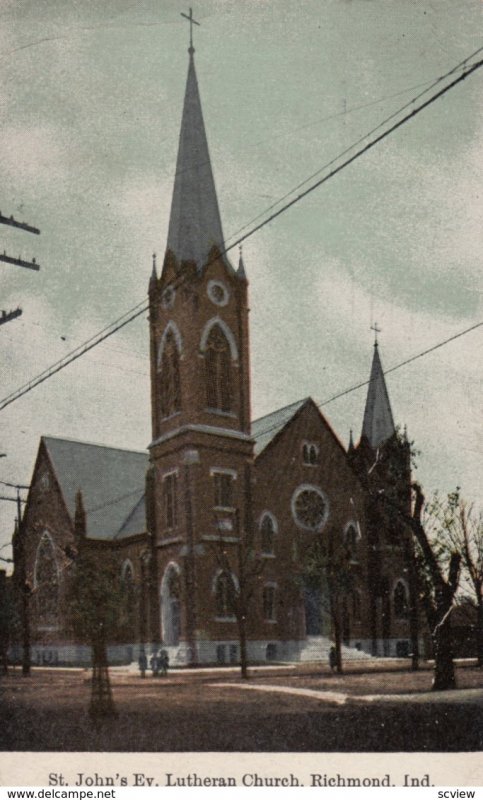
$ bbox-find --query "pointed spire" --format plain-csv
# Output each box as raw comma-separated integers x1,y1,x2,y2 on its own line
237,244,247,281
149,252,158,291
361,341,395,449
166,47,225,270
348,429,355,453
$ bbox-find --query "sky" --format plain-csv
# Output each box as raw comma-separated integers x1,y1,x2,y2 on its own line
0,0,481,569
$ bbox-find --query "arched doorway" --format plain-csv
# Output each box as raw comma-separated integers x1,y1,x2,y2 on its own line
304,586,322,635
160,563,181,646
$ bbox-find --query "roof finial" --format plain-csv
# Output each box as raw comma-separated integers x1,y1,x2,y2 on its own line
150,252,158,288
348,429,355,453
237,243,247,281
181,7,200,55
370,321,381,347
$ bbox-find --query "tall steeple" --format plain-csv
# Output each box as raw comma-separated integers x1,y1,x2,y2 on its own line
361,338,395,449
166,45,225,270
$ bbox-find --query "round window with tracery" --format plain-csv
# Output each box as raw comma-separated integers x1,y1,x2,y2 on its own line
207,280,229,307
291,485,329,532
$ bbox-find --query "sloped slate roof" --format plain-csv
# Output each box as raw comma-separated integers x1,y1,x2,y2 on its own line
43,436,148,541
252,398,309,456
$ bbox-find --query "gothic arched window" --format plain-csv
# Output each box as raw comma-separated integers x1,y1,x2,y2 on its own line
35,534,59,627
159,329,181,418
215,571,236,617
302,443,319,465
394,580,409,619
260,514,276,556
345,523,359,562
205,324,232,412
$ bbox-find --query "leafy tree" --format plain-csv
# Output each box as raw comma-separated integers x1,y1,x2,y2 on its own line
66,501,119,717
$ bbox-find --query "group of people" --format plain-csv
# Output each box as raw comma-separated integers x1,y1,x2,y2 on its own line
138,649,169,678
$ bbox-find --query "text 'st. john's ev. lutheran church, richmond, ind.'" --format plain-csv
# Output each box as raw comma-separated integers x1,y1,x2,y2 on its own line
15,24,420,668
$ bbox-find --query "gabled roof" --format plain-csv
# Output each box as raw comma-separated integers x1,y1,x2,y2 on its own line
361,344,396,448
166,49,225,270
42,436,147,541
252,398,309,456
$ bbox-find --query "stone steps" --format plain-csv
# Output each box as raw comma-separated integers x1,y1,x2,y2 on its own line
298,636,373,662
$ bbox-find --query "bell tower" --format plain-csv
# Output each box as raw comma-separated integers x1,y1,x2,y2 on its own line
147,31,253,664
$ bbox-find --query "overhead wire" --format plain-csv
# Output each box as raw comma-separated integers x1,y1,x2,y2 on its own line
224,44,483,246
1,49,482,413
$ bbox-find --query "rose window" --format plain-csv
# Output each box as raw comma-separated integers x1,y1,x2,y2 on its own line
292,485,329,532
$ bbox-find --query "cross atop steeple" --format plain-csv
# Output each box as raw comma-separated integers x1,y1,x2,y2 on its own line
181,7,200,54
370,321,381,346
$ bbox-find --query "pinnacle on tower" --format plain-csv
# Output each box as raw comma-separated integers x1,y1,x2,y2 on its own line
166,44,225,270
361,340,396,449
237,244,247,281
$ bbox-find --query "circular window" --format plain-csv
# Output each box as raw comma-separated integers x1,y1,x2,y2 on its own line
161,286,176,309
291,485,329,532
207,280,229,307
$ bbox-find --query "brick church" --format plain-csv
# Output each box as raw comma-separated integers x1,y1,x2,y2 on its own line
14,40,419,667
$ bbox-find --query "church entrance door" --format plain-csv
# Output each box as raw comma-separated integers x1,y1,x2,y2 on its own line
304,587,322,635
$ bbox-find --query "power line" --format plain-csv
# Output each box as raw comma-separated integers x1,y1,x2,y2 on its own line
221,56,483,256
0,300,147,409
85,486,144,515
224,45,483,247
252,320,483,442
1,49,482,411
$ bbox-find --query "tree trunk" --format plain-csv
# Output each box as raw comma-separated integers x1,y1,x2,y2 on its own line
238,612,249,680
432,614,456,691
404,538,420,670
330,589,343,673
89,636,116,718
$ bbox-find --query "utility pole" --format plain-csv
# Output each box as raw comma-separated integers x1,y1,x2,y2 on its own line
0,480,30,674
13,485,31,676
0,209,41,325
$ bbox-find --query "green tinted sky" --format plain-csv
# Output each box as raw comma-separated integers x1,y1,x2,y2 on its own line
0,0,481,561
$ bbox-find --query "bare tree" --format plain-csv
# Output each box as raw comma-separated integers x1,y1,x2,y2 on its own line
429,492,483,667
381,483,461,690
304,530,355,673
212,508,264,679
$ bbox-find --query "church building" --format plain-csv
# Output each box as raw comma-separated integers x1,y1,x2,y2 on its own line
14,37,418,667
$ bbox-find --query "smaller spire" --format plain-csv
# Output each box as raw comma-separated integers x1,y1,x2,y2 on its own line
237,244,247,281
348,429,355,453
361,338,396,449
149,252,158,291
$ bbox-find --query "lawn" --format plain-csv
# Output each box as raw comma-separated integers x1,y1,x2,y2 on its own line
1,662,482,752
